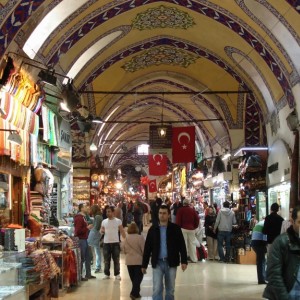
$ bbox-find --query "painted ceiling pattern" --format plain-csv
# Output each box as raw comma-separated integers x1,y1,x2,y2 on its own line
1,0,300,165
121,45,198,72
132,5,195,30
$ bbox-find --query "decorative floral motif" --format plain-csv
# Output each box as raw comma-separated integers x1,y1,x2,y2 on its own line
122,46,197,72
132,5,195,30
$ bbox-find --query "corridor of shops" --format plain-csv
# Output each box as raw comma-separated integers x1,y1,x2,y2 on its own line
1,1,300,300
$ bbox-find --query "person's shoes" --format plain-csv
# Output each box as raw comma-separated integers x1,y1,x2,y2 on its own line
130,294,141,299
81,277,88,281
103,275,110,280
87,275,96,279
258,281,267,284
218,259,226,263
94,269,100,273
115,275,121,280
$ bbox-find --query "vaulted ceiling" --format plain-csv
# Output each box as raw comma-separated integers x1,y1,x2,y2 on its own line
2,0,300,168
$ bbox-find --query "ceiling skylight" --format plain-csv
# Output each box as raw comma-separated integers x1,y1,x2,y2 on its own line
63,31,123,84
23,0,89,59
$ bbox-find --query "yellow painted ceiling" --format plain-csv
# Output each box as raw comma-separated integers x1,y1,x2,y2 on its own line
3,0,300,167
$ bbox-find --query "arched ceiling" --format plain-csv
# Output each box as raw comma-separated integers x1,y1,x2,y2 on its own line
2,0,300,168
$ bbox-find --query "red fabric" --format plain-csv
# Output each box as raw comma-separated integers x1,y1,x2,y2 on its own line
74,214,89,239
176,206,199,230
148,179,157,193
148,154,168,176
172,126,195,163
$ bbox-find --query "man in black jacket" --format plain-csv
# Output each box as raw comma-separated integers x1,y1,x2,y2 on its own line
263,203,284,254
142,205,187,300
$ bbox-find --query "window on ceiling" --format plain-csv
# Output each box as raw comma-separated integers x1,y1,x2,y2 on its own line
244,0,300,74
23,0,89,59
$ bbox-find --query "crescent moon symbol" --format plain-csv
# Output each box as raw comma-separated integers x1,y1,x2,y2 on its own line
153,154,163,162
178,132,190,144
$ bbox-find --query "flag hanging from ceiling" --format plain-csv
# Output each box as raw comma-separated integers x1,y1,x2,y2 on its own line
148,154,168,176
172,126,195,163
148,179,157,193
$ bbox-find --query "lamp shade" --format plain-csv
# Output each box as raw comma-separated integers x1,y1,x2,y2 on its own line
90,143,97,151
8,132,22,145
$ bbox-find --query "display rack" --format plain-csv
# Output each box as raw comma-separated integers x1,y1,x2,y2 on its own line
72,178,90,204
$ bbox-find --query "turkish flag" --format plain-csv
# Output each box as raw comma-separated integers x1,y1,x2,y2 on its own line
148,154,168,176
172,126,195,163
148,179,157,193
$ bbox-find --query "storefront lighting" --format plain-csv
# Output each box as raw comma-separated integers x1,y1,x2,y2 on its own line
157,126,167,138
90,143,97,151
233,147,268,157
115,182,122,189
0,129,22,145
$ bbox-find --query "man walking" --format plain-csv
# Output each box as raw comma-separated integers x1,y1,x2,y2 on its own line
101,206,126,280
176,198,199,263
213,201,236,263
142,204,188,300
263,203,284,254
263,207,300,300
74,203,96,281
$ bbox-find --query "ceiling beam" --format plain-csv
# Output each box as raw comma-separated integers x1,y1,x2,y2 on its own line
95,118,222,124
79,90,252,95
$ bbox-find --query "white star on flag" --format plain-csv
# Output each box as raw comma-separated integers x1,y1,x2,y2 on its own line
182,144,187,150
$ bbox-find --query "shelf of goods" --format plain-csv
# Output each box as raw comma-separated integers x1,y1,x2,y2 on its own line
73,179,90,204
0,253,26,300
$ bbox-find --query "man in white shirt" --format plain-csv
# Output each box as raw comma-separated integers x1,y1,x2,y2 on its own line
101,206,126,280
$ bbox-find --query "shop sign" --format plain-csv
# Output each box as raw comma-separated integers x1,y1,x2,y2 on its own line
58,119,72,150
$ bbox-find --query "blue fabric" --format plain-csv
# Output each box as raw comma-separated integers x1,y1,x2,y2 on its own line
289,267,300,299
159,226,167,259
153,260,177,300
93,243,102,270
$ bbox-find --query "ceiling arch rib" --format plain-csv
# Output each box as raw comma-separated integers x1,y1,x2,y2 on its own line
62,27,130,84
38,0,295,107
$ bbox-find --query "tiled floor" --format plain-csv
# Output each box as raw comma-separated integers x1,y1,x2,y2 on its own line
62,258,266,300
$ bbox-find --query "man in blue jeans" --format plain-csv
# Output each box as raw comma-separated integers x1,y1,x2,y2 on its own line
101,206,126,280
213,201,237,263
142,204,188,300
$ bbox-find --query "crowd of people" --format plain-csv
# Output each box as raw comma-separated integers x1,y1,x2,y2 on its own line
72,197,299,300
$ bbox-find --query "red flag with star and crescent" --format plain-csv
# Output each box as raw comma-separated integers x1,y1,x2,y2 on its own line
172,126,195,163
148,154,168,176
148,179,157,193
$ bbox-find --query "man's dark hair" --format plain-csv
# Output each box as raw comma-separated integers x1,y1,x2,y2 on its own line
78,203,85,212
223,201,230,208
159,204,171,215
291,206,300,221
107,205,115,212
271,203,279,213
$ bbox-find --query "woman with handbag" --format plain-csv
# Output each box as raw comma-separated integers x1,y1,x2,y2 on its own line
122,223,145,300
88,205,103,273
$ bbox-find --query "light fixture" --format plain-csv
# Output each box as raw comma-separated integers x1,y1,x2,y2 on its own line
38,69,57,86
61,81,81,111
60,101,70,112
0,129,22,145
233,147,268,157
90,143,97,151
158,96,167,138
92,117,103,124
286,109,299,132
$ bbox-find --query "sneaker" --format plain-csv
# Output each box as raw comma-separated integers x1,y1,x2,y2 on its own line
103,275,110,280
87,275,96,279
94,269,100,273
115,275,121,280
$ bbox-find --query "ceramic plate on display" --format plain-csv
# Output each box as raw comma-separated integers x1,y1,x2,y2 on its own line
91,174,99,181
